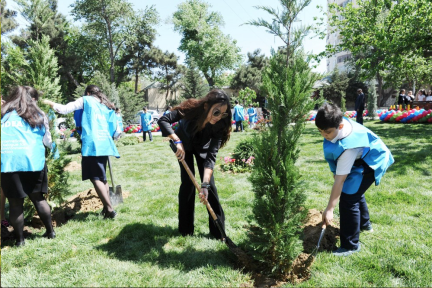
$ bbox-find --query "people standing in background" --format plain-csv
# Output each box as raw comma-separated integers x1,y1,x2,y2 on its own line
416,90,426,101
43,85,121,220
115,108,123,137
247,104,257,129
140,107,153,142
406,91,414,106
233,100,245,132
1,86,56,246
398,89,407,107
355,88,365,125
426,90,432,101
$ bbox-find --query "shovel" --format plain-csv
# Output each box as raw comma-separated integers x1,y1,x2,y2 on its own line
107,157,123,206
169,140,255,269
306,223,326,265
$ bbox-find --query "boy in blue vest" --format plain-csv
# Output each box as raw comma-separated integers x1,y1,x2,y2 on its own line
315,103,394,256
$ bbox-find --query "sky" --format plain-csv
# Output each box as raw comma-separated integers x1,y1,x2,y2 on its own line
6,0,328,73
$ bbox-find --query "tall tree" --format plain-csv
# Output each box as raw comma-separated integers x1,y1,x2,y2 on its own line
1,0,18,35
172,0,242,87
153,50,184,102
230,49,269,94
326,0,432,105
71,0,134,83
116,6,159,92
246,0,313,66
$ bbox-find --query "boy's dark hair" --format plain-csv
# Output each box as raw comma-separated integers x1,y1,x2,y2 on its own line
235,100,239,104
315,103,343,130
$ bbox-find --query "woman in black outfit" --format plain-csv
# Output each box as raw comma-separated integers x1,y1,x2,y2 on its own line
158,89,232,239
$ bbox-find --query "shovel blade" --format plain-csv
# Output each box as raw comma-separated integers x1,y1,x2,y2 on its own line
109,184,123,206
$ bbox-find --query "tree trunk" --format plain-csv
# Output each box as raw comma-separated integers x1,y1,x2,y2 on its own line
105,15,115,83
135,68,139,94
65,71,79,87
203,72,214,88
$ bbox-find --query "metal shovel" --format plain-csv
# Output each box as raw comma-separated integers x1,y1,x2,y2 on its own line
306,223,326,264
107,157,123,206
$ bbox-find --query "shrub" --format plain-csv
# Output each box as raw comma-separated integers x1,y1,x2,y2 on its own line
115,136,140,147
220,138,255,173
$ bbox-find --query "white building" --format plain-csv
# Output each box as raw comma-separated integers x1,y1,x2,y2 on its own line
326,0,356,73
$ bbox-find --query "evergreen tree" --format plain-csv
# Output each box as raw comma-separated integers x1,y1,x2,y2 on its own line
181,60,208,99
248,50,320,278
1,0,18,35
321,68,350,111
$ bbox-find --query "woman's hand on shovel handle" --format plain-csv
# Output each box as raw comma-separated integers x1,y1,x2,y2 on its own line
175,142,185,161
199,188,208,204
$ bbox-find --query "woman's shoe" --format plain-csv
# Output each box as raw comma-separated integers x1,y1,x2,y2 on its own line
42,231,56,239
100,207,107,216
103,210,117,219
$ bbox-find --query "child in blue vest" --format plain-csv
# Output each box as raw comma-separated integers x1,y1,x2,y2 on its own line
140,107,153,142
43,85,121,219
233,100,245,132
315,103,394,256
247,104,257,129
1,86,56,246
115,108,123,138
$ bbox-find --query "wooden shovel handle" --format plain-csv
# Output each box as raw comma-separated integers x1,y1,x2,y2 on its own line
179,159,219,221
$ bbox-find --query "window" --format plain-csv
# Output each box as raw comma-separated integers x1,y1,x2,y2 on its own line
337,54,352,63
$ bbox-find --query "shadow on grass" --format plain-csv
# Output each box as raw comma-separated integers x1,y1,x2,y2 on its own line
96,222,234,271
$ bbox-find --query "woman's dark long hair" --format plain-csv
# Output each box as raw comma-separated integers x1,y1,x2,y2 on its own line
1,86,44,128
84,85,115,110
173,89,232,148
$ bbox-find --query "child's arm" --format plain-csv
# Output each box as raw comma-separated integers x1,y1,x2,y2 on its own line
323,174,348,225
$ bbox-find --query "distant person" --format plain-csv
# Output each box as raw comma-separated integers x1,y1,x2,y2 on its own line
355,88,365,125
247,104,257,129
426,90,432,101
140,107,153,142
397,89,407,107
406,90,414,106
163,106,173,116
315,103,394,256
1,86,56,246
158,89,232,239
262,107,271,126
43,85,121,219
416,90,426,101
115,108,123,135
233,100,245,132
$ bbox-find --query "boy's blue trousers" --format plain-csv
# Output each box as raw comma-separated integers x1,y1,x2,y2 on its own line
339,160,375,250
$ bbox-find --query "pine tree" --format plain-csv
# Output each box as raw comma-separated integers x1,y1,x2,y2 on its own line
248,50,320,278
321,68,350,111
181,60,209,99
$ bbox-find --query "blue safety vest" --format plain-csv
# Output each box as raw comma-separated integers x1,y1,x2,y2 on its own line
140,112,152,131
323,118,394,194
1,111,46,172
233,105,245,121
81,96,120,157
247,107,257,123
116,114,123,132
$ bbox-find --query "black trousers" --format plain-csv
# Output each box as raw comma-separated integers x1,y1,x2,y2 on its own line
356,110,364,125
339,163,375,250
235,121,243,132
142,130,152,141
178,150,225,239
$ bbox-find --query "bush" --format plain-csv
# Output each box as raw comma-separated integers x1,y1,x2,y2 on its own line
220,137,255,173
115,136,140,147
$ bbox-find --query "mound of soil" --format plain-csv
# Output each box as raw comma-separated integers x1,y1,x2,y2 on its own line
64,161,81,172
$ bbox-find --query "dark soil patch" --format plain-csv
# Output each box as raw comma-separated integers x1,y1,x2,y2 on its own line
239,209,340,287
1,225,34,246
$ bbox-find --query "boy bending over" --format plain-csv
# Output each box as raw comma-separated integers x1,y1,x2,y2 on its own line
315,103,394,256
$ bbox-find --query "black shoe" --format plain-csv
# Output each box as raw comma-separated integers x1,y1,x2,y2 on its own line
42,231,56,239
104,210,117,219
15,241,25,247
100,207,107,216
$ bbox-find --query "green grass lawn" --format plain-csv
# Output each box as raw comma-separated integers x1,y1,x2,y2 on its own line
1,121,431,287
